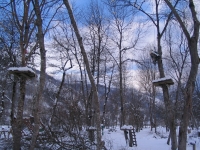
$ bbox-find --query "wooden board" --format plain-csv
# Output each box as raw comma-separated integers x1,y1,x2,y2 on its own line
153,77,174,86
8,67,36,78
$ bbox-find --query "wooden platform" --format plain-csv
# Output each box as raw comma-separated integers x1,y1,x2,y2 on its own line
152,77,174,86
8,67,36,78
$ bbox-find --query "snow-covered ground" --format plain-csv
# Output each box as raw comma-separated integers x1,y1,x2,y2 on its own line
103,126,200,150
1,125,200,149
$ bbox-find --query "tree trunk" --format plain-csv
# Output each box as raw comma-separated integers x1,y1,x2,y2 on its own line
149,95,153,131
63,1,102,149
48,70,66,126
163,1,200,149
10,1,35,149
12,11,28,150
152,79,157,133
10,77,17,126
157,35,177,150
30,0,46,149
178,37,199,150
13,77,26,150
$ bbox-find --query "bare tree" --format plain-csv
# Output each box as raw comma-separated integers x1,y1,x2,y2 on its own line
102,62,115,126
29,0,46,149
114,0,179,149
106,0,142,143
0,10,20,125
83,1,109,140
63,0,102,149
47,40,73,126
193,74,200,127
137,49,157,132
30,0,62,149
163,1,200,149
164,22,190,128
8,1,37,149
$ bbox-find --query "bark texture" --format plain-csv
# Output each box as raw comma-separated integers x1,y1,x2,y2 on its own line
13,77,26,150
11,0,32,148
30,0,46,149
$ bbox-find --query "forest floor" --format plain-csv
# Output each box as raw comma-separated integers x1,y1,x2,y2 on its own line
0,125,200,150
103,126,200,150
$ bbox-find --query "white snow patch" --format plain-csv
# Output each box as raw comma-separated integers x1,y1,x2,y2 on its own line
121,125,134,130
88,126,97,130
103,126,200,150
152,77,172,83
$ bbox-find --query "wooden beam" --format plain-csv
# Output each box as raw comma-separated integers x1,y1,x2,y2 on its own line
8,67,36,78
153,77,174,86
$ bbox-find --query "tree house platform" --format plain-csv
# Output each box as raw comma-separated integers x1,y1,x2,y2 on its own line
8,67,36,78
152,77,174,86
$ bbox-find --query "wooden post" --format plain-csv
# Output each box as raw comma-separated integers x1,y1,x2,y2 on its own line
167,131,171,145
129,130,133,147
191,143,196,150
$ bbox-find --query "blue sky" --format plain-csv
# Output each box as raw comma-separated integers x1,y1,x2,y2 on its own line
72,0,91,7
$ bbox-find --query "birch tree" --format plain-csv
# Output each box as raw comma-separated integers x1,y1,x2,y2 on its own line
106,0,143,143
63,0,102,149
30,0,62,149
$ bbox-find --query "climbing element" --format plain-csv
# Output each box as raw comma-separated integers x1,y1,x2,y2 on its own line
131,128,137,146
121,125,137,147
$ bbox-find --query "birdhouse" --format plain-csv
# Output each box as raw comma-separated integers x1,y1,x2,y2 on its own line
150,50,160,64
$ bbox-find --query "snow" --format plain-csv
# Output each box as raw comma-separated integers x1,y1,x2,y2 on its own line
0,125,200,149
121,125,134,130
0,125,11,132
0,125,12,139
102,126,200,150
150,50,159,56
88,126,97,130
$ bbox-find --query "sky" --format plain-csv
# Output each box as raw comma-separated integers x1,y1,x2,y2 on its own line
72,0,93,8
43,0,200,89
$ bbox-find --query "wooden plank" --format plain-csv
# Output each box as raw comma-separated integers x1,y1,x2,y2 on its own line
8,67,36,78
153,77,174,86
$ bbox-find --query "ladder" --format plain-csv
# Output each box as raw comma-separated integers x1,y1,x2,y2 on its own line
130,128,137,147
